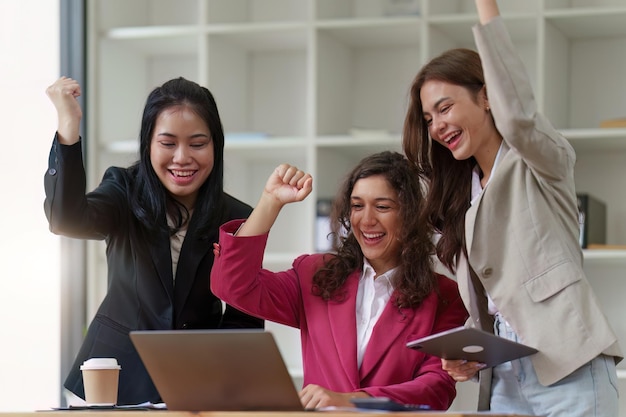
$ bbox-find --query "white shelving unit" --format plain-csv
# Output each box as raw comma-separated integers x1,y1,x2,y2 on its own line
86,0,626,412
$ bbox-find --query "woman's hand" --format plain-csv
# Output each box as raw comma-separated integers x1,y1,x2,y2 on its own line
265,164,313,204
299,383,369,409
475,0,500,25
235,164,313,237
264,163,313,206
441,358,486,382
45,76,82,145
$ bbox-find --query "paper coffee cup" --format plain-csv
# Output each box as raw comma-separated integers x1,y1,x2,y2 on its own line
80,358,121,406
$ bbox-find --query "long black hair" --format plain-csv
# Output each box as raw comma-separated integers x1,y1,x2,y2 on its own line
129,77,226,237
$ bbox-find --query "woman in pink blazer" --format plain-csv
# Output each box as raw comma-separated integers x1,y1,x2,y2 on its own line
211,151,468,410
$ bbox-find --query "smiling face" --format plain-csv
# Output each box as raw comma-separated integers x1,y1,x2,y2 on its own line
420,79,494,161
350,175,402,275
150,105,214,209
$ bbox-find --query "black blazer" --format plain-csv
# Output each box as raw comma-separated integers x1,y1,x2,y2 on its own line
44,137,263,405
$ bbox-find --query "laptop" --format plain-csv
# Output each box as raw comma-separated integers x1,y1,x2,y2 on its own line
129,329,304,411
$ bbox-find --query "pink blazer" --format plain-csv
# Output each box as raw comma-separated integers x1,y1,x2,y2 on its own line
211,220,468,410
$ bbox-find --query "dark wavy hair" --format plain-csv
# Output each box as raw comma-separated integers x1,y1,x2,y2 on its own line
402,48,485,272
128,77,226,237
312,151,437,309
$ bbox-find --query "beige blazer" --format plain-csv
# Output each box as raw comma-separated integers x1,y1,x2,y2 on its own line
455,17,622,409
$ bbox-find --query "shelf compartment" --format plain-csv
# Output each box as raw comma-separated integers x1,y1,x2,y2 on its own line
206,30,309,139
427,1,539,17
544,8,626,39
574,151,626,252
224,151,313,255
427,14,538,46
95,37,199,151
316,22,421,137
314,143,402,200
568,36,626,130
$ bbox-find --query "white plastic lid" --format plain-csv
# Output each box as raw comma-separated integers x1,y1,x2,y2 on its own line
80,357,121,370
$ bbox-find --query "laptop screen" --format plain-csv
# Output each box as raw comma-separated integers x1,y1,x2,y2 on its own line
130,329,304,411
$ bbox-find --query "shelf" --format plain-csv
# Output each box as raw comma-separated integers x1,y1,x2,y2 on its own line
104,129,626,155
263,252,303,265
316,0,421,20
262,253,306,272
583,249,626,264
288,367,304,379
544,8,626,39
207,0,309,25
316,135,402,166
225,137,308,161
315,133,399,147
104,140,138,154
428,13,538,44
226,136,307,147
104,137,308,159
95,0,199,29
316,17,422,47
102,37,198,59
105,24,309,53
561,128,626,152
207,23,308,50
106,25,201,40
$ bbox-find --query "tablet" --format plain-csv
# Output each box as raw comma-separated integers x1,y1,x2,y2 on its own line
406,326,538,368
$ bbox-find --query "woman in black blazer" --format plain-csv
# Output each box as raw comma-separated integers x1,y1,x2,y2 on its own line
44,76,263,405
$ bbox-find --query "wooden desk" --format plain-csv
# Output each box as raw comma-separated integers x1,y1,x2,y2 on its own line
3,411,535,417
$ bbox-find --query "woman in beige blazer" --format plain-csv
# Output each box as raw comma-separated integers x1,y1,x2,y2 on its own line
402,0,622,416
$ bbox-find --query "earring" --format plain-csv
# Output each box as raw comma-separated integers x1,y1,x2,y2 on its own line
486,106,490,112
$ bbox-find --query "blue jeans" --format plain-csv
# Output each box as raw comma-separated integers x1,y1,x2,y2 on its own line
490,314,619,417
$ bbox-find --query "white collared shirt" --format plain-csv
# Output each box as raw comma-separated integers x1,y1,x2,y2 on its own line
471,142,504,206
470,142,504,315
355,260,396,368
167,212,191,283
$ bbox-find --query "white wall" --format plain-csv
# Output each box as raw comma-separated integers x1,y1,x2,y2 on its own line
0,0,61,411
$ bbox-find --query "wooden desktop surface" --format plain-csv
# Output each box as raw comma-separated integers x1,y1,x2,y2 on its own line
2,411,535,417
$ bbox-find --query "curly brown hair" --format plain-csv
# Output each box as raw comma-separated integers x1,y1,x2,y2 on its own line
311,151,437,309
